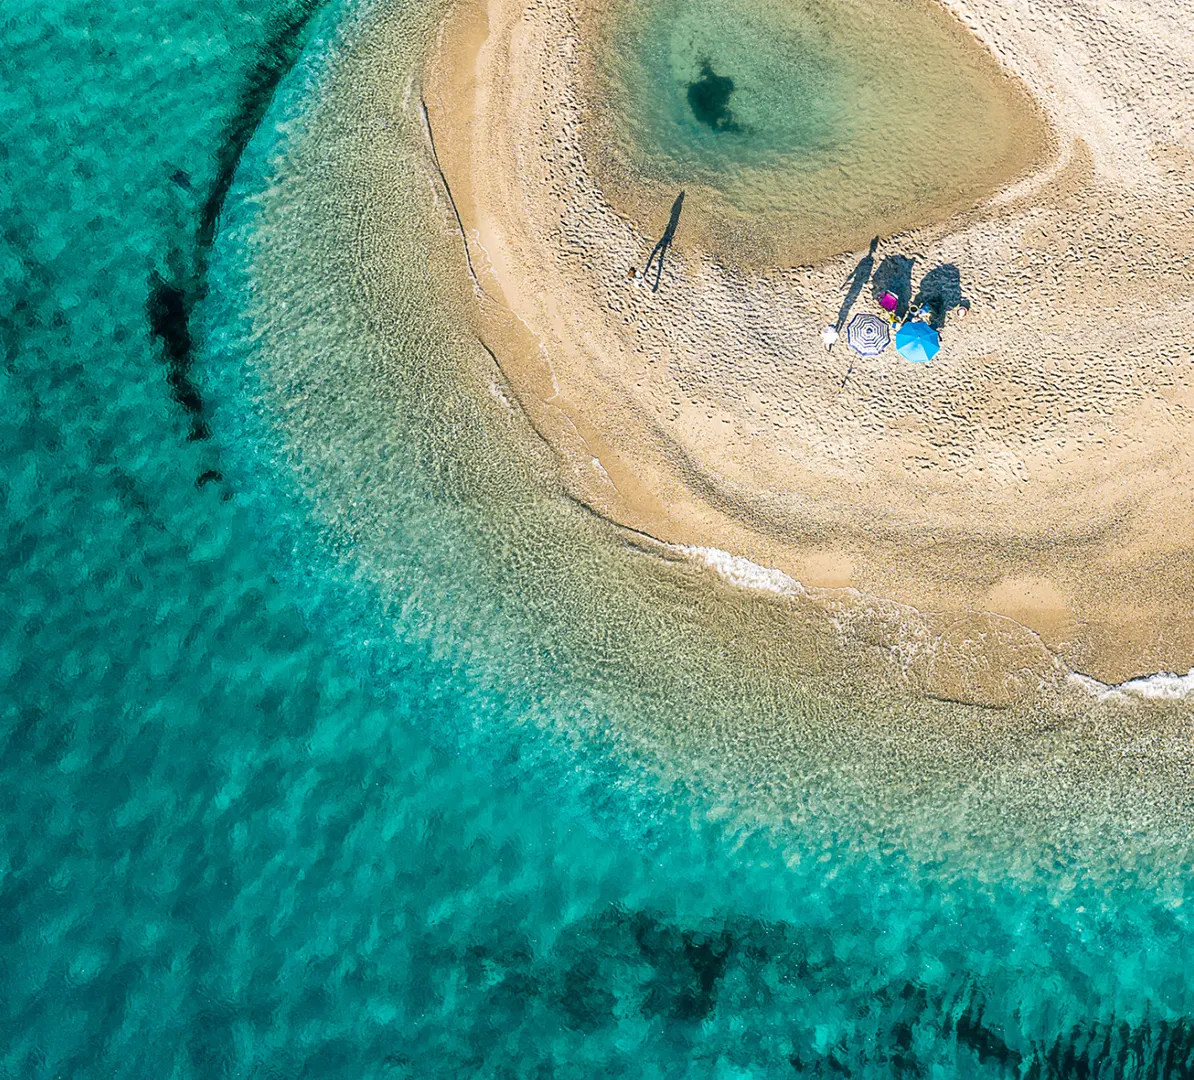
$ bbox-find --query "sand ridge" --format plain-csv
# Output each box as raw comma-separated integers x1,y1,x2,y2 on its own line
422,0,1194,697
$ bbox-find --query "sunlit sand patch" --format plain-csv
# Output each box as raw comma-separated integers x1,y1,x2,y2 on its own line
421,0,1194,702
984,576,1075,650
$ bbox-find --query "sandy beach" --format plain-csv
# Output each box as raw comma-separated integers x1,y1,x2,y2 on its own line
421,0,1194,700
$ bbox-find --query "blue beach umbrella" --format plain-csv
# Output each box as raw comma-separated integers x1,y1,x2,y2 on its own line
845,312,890,356
895,319,941,363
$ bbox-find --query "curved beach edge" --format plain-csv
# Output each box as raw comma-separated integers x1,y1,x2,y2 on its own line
420,0,1194,696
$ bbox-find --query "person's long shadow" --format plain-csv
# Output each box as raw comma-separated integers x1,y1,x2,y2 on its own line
645,191,685,293
913,264,968,329
872,255,916,319
835,236,879,330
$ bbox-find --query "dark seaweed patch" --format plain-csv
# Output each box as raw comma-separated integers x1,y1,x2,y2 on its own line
412,902,1194,1077
148,0,324,474
687,60,740,131
947,983,1023,1073
148,272,208,442
198,0,326,253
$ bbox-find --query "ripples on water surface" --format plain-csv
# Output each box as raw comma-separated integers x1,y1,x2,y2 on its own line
3,0,1194,1075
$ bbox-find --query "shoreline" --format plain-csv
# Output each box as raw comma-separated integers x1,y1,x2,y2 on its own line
421,0,1194,696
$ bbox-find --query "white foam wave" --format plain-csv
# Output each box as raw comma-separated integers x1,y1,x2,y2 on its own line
675,545,810,599
677,545,1194,707
1069,669,1194,702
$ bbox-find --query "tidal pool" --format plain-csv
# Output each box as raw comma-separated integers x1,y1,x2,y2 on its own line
588,0,1051,261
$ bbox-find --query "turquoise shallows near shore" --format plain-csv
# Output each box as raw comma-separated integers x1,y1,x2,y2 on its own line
2,0,1194,1076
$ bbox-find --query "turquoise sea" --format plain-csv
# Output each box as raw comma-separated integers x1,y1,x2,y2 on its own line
4,0,1194,1076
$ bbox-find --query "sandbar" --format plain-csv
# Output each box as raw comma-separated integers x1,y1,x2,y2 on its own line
421,0,1194,699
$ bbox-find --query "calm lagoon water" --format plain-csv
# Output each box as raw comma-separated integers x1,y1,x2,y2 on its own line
3,0,1194,1076
591,0,1048,260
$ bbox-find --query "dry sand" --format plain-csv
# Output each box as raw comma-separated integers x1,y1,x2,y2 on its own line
420,0,1194,702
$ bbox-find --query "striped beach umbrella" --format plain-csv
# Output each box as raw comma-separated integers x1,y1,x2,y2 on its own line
845,312,891,356
895,319,941,363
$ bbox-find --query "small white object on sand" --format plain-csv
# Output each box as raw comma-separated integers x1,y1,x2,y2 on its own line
821,324,840,351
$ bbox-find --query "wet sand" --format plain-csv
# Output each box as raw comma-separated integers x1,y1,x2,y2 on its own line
421,0,1194,699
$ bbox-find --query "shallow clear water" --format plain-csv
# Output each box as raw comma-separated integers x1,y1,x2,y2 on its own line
592,0,1049,260
609,0,843,169
4,0,1194,1076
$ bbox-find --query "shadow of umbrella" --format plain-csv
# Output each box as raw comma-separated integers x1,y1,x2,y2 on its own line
913,264,968,329
872,255,915,319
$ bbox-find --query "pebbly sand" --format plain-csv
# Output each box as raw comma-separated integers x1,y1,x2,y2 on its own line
420,0,1194,701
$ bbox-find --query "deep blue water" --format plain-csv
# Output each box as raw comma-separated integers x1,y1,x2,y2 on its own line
4,0,1194,1076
